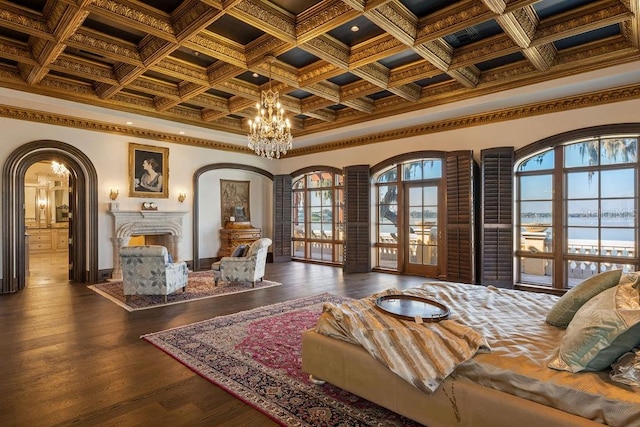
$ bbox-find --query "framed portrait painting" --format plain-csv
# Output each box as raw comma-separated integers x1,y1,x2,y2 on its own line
129,143,169,198
220,180,250,222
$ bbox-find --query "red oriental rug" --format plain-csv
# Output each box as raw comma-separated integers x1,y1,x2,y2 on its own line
142,293,423,426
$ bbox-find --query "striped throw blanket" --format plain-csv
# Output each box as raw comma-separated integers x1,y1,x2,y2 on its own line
315,288,490,394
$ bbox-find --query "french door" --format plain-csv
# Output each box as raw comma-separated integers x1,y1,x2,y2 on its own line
403,182,440,277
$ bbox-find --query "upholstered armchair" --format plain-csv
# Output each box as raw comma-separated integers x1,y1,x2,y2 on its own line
119,245,188,302
211,238,272,287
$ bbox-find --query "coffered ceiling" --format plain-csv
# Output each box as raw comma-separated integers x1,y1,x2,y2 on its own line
0,0,639,153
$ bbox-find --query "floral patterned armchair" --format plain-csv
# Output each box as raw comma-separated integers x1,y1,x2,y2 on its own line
119,245,188,302
211,238,272,287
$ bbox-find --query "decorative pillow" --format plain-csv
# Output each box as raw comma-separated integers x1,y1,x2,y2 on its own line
610,347,640,387
240,245,251,257
546,269,622,328
231,244,247,257
549,282,640,372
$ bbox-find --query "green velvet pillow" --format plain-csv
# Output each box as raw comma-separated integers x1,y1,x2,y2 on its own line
545,269,622,328
548,282,640,372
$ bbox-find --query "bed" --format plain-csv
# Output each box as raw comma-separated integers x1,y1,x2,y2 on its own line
301,279,640,427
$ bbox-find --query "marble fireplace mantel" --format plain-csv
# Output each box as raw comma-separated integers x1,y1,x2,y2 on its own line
110,210,188,280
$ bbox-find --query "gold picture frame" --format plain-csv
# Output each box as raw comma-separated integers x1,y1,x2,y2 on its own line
220,180,250,222
129,143,169,198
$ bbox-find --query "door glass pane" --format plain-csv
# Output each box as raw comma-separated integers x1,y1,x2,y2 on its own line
519,257,553,286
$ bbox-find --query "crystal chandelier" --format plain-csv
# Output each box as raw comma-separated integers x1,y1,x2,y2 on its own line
248,56,292,160
51,160,69,177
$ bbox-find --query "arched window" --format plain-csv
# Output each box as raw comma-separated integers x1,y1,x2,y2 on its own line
292,171,344,263
516,135,639,289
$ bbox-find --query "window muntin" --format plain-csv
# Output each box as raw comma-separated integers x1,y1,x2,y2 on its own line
516,136,639,290
292,171,344,263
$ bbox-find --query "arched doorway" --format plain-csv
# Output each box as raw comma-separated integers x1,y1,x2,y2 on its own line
2,140,99,293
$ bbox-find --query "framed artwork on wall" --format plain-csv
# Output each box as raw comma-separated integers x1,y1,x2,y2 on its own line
129,143,169,198
220,180,250,222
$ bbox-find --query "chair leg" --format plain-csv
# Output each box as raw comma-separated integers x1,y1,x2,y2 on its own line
164,295,168,303
251,280,255,288
182,286,186,292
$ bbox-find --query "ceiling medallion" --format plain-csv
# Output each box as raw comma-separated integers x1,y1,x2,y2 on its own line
51,160,69,177
247,56,292,160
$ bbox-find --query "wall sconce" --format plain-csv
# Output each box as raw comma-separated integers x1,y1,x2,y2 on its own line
39,201,46,210
178,192,187,203
109,188,119,200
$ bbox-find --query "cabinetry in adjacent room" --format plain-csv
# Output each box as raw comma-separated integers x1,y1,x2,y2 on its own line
27,227,69,253
219,222,261,257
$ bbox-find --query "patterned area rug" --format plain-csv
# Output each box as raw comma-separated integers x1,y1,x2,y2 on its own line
88,270,282,311
142,293,423,426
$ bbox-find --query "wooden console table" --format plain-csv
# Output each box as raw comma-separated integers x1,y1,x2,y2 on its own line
219,221,261,257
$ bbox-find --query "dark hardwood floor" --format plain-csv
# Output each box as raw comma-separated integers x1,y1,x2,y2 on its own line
1,258,430,426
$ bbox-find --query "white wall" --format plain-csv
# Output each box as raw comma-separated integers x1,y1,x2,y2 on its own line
273,98,640,172
2,96,640,276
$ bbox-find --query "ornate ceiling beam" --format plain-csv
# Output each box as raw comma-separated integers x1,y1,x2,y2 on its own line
303,108,337,122
23,2,89,85
416,0,496,45
65,28,142,67
343,96,375,113
86,0,176,42
226,0,296,45
388,83,421,102
0,38,36,66
130,76,180,100
302,34,350,69
389,60,441,86
171,0,223,42
207,62,244,85
350,34,407,68
184,31,246,68
414,39,480,88
350,62,390,89
49,53,116,84
0,3,51,40
296,0,361,44
365,0,416,46
299,61,343,86
304,80,341,103
191,92,231,111
622,0,640,48
533,0,633,46
451,33,520,69
340,79,380,101
245,35,291,66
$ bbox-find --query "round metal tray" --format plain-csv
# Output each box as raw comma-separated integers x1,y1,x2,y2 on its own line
375,294,450,322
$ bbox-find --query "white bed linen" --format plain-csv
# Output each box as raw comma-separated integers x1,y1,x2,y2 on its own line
315,282,640,426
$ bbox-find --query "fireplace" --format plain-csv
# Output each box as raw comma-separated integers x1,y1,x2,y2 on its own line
109,210,188,280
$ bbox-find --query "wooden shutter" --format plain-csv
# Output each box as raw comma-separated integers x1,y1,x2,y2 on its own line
445,151,477,283
343,165,370,273
272,174,292,263
481,147,514,288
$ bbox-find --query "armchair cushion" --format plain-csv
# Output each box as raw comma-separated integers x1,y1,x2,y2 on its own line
119,245,188,300
212,238,272,286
